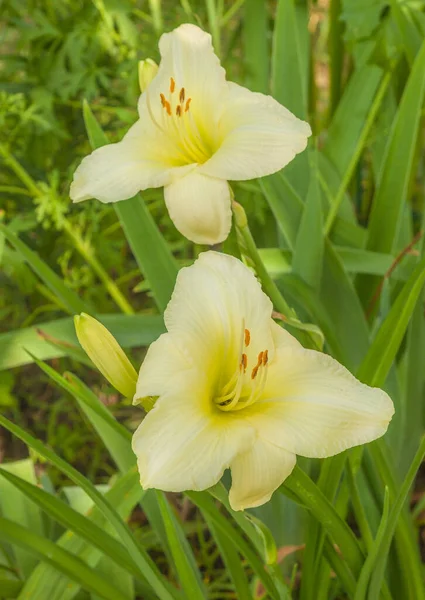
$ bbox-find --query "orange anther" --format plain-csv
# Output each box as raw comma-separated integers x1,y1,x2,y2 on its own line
244,328,251,347
164,100,171,115
251,365,259,380
263,349,268,365
258,351,264,365
160,93,166,107
241,353,248,372
170,77,175,93
179,87,185,103
176,105,182,117
185,98,192,112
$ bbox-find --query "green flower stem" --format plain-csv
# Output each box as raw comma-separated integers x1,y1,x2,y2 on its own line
0,144,133,315
232,201,319,349
62,221,134,315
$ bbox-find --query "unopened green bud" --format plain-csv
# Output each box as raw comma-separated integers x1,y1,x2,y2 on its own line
232,200,248,229
74,313,138,398
138,59,158,92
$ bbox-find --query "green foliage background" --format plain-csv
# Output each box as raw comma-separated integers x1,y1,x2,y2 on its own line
1,1,425,599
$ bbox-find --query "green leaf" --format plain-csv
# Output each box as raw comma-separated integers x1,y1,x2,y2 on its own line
0,223,92,315
358,39,425,305
30,358,134,473
323,64,383,181
0,468,142,580
368,436,425,599
354,488,390,600
0,518,130,600
83,101,178,312
271,0,309,197
207,520,252,600
0,460,44,578
357,253,425,388
292,151,324,289
0,314,164,371
243,0,269,93
19,470,143,600
156,491,207,600
0,414,175,600
389,0,423,66
0,580,22,598
186,491,280,600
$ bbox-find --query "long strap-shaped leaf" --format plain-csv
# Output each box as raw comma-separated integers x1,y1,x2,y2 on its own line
31,356,205,599
82,101,178,312
357,38,425,307
0,414,176,600
0,468,143,580
0,518,129,600
18,467,149,600
0,313,164,371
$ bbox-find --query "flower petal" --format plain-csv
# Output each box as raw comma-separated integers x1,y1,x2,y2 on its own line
70,120,193,203
164,252,274,377
229,439,296,511
164,171,232,244
199,82,311,181
133,333,194,402
132,391,255,492
139,24,226,156
245,347,394,458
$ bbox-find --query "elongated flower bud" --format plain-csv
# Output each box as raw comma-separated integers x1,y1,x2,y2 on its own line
138,59,158,92
74,313,137,398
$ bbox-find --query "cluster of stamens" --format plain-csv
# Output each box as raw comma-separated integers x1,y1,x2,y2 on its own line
215,324,269,412
145,76,210,164
159,77,192,117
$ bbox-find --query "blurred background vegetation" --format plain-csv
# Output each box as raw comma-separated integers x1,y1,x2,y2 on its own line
1,0,425,597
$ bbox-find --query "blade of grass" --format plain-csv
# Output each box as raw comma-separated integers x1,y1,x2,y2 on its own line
0,469,143,581
0,518,130,600
0,460,44,578
357,39,425,307
18,469,144,600
354,488,390,600
243,0,269,93
271,0,309,196
156,491,207,599
186,491,280,600
0,414,176,600
368,436,425,599
292,150,324,289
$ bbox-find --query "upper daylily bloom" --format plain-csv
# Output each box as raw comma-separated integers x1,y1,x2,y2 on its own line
131,252,394,511
70,24,311,245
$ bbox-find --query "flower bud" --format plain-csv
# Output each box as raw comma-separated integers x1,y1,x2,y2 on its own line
232,200,248,229
138,59,158,92
74,313,138,398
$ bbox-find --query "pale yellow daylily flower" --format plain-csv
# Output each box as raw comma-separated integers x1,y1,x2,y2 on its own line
70,24,311,245
131,252,394,511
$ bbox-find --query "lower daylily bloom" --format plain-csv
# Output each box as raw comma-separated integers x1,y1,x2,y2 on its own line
70,24,311,245
131,252,394,511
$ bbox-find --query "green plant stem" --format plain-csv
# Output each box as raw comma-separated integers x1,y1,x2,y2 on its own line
62,221,134,315
232,201,319,349
0,144,133,315
205,0,221,55
148,0,163,34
